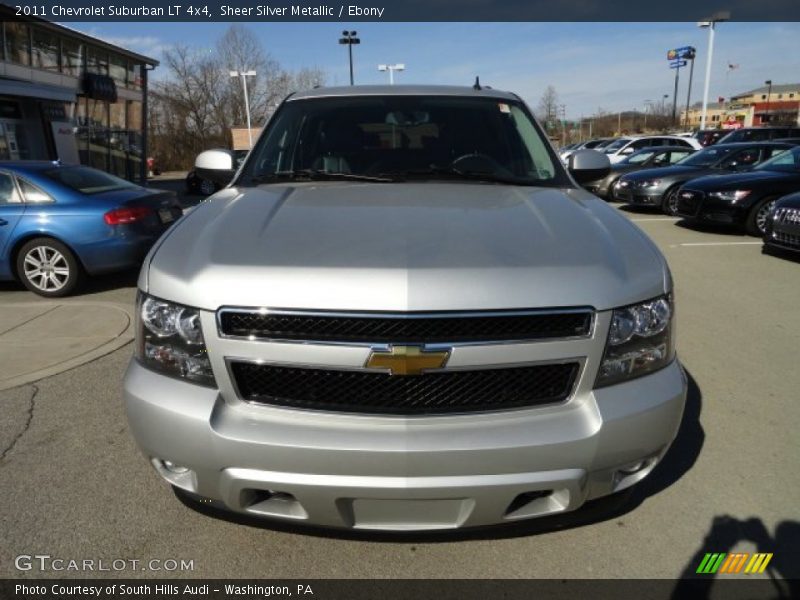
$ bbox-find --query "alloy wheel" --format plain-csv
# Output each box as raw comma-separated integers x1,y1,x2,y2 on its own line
199,178,216,196
22,246,70,292
755,200,776,235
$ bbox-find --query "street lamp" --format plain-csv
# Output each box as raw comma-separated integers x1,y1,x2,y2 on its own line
644,99,652,130
764,79,773,124
230,69,256,149
378,63,405,85
338,30,360,85
698,11,730,130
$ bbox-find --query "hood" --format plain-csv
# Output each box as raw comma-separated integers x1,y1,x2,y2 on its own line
144,183,669,312
681,169,795,191
623,165,705,182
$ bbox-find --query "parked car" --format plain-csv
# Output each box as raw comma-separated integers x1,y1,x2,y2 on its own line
675,145,800,236
559,138,613,162
602,135,702,164
583,145,696,199
694,129,725,147
0,162,182,296
717,126,800,145
614,142,795,215
185,169,220,196
124,84,687,531
763,191,800,255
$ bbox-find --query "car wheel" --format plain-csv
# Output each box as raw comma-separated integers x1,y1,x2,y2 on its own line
16,238,83,297
605,179,620,201
199,178,216,196
746,197,777,237
661,186,681,216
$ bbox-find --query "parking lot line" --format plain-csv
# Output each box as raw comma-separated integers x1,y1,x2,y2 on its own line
675,241,763,247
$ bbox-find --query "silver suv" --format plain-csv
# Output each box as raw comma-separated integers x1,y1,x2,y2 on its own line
124,85,687,531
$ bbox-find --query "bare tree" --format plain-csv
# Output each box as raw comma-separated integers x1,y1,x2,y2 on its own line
536,85,559,123
148,25,327,170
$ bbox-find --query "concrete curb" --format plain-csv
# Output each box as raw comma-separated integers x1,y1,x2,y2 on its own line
0,301,135,392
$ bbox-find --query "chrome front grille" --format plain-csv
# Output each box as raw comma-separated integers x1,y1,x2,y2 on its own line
217,308,594,344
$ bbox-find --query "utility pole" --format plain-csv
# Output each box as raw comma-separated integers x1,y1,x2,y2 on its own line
230,70,256,149
684,49,696,129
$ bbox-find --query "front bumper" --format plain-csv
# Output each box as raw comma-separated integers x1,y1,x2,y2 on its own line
676,191,752,227
614,186,664,206
123,358,687,531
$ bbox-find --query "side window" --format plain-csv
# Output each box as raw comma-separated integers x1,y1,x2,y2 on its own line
764,147,789,160
675,139,692,148
720,148,760,169
18,179,54,203
650,151,670,166
668,151,692,164
0,173,21,204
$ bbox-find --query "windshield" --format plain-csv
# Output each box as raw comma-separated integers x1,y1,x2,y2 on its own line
621,149,657,165
754,146,800,172
603,138,630,153
45,166,137,195
675,145,738,167
240,95,564,186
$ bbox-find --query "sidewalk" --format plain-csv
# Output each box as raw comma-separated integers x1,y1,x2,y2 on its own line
0,302,135,391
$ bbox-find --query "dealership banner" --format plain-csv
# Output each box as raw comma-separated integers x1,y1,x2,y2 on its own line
1,579,792,600
3,0,800,21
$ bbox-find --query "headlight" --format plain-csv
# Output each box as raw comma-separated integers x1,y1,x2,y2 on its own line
617,180,630,188
595,294,675,388
635,179,661,188
709,190,750,202
135,292,216,387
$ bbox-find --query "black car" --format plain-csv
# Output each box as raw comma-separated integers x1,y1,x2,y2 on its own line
615,142,795,215
694,129,725,147
675,145,800,236
185,169,220,196
763,191,800,255
583,145,695,199
717,126,800,144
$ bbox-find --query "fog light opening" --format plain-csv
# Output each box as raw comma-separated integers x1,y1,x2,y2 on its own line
240,488,308,520
150,457,197,492
162,460,190,474
612,455,660,492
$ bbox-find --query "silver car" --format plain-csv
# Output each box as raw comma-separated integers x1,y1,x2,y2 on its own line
124,85,687,531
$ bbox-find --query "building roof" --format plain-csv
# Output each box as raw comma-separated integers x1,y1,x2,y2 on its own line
290,85,520,101
0,6,158,65
733,83,800,97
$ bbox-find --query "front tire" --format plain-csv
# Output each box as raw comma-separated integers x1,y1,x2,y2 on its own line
746,197,777,237
16,238,83,297
661,186,681,216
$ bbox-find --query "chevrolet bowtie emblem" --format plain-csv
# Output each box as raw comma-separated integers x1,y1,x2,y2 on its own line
365,345,450,376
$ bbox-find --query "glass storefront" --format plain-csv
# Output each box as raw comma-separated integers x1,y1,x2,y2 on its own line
1,20,152,182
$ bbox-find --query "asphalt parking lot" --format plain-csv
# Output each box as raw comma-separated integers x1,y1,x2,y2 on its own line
0,198,798,583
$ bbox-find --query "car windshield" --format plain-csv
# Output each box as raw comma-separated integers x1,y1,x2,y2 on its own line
675,145,738,167
241,95,564,186
754,146,800,172
621,149,657,164
603,138,630,153
44,166,137,194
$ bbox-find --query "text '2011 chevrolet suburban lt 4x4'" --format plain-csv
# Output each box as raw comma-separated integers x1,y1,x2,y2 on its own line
123,85,687,531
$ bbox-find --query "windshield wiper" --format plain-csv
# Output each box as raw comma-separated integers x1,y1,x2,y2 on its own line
251,170,394,184
397,165,535,186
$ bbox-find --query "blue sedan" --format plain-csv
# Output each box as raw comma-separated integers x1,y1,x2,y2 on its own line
0,162,183,296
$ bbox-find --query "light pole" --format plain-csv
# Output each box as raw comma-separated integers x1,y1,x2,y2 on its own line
764,79,772,124
338,30,360,85
698,11,730,130
378,63,405,85
644,99,653,131
230,69,256,149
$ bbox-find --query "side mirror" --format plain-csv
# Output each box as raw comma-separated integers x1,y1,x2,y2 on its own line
195,149,236,185
568,149,611,184
621,147,635,155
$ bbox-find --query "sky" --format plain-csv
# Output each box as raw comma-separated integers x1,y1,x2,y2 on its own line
72,21,800,120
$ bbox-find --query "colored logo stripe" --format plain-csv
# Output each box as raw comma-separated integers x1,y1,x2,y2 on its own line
697,553,726,574
745,553,773,574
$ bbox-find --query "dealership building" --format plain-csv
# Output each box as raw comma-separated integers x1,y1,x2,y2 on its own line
0,8,157,182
